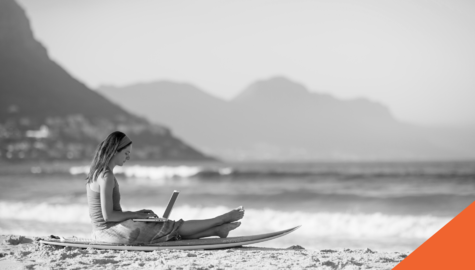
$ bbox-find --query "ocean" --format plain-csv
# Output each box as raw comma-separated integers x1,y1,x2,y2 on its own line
1,160,474,252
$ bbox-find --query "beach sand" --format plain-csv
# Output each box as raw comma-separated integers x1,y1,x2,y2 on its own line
0,235,407,269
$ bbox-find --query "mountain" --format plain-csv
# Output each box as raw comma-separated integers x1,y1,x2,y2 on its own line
98,82,254,156
0,0,213,161
98,77,475,161
233,76,310,103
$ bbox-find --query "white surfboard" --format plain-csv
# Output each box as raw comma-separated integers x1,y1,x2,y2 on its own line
39,226,301,251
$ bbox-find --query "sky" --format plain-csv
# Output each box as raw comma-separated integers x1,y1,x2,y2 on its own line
16,0,475,128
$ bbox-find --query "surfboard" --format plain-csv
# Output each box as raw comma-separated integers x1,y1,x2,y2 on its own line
39,226,300,251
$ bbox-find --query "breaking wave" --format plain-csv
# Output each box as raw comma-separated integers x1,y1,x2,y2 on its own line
69,164,475,181
70,165,204,180
0,201,450,240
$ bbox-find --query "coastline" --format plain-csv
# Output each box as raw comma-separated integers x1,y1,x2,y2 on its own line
0,235,407,269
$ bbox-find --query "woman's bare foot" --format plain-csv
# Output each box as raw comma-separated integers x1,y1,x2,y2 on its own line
216,222,241,238
219,206,245,224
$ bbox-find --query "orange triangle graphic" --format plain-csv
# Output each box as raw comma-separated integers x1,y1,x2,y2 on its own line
394,200,475,269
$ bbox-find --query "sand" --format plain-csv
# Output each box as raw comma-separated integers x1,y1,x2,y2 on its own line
0,235,407,270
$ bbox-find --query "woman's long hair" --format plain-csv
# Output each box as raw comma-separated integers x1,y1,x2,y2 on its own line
86,131,132,184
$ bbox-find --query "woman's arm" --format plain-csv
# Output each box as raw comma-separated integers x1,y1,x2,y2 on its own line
98,173,154,222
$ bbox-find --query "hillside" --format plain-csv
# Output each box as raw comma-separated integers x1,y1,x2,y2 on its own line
98,77,474,161
0,0,213,161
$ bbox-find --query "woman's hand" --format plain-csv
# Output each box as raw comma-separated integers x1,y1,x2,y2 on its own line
135,209,158,219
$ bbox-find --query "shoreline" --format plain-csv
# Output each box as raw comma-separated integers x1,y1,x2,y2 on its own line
0,235,407,269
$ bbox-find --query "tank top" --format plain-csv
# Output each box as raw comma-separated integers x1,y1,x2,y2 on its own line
86,169,122,231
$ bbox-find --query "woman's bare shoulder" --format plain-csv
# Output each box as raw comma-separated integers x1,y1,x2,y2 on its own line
97,170,116,187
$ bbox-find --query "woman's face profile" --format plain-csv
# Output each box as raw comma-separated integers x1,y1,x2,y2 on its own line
114,145,132,166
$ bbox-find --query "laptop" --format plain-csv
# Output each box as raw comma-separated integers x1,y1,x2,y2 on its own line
133,190,179,222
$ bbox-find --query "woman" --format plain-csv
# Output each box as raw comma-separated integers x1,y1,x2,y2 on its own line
86,131,244,244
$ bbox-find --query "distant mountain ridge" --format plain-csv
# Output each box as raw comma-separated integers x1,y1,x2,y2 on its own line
233,76,310,103
0,0,213,161
98,77,475,161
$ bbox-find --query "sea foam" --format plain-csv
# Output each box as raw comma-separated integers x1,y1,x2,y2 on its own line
0,201,450,240
70,165,203,180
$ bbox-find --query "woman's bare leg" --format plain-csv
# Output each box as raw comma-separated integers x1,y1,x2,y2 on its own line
181,222,241,239
177,207,244,237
